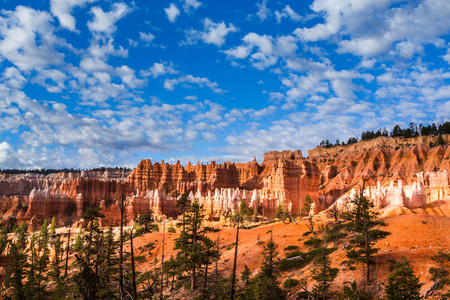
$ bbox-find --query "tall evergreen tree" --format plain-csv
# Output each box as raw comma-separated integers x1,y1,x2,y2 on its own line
241,233,286,300
72,207,118,299
174,200,219,291
302,195,312,217
310,225,339,300
343,192,390,287
176,193,190,274
4,222,28,300
385,257,422,300
338,281,373,300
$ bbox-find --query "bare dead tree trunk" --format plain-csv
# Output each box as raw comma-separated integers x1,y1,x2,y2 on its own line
64,226,71,279
215,232,220,278
130,227,137,300
202,263,208,300
160,222,165,300
230,212,240,300
119,194,126,299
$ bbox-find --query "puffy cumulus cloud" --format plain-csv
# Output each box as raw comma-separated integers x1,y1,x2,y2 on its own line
164,3,180,23
139,32,155,43
182,0,202,14
115,65,146,89
375,65,450,103
163,74,225,93
50,0,98,31
2,67,27,89
88,39,128,60
32,69,68,93
223,46,252,60
141,62,178,78
275,5,302,23
276,60,375,105
87,2,131,37
192,100,225,122
295,0,391,42
296,0,450,58
443,47,450,64
0,6,65,71
243,33,274,56
250,106,276,118
0,84,243,168
0,142,14,165
256,0,270,21
182,18,237,47
225,33,275,69
224,33,300,69
202,131,217,141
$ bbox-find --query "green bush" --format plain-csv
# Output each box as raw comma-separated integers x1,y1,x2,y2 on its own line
135,255,146,262
284,245,299,251
283,278,299,289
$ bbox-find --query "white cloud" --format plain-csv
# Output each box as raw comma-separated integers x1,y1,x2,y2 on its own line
256,0,270,21
275,5,302,23
0,84,245,168
32,69,68,93
243,33,273,55
202,131,217,141
115,65,146,88
141,62,178,78
50,0,98,31
296,0,450,58
88,39,128,60
223,45,252,59
165,3,180,22
139,32,155,43
274,35,298,57
183,18,237,47
0,142,20,168
359,58,376,69
251,106,276,118
182,0,202,14
163,74,225,93
0,6,65,71
392,40,423,59
443,48,450,64
87,2,131,36
226,33,300,70
2,67,27,89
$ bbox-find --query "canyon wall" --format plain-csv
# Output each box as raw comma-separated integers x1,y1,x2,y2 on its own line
0,135,449,226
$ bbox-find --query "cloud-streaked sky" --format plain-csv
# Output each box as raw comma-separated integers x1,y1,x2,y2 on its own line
0,0,449,169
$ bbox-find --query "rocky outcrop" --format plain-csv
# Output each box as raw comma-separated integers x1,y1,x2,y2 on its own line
1,135,449,225
127,159,262,195
24,188,73,227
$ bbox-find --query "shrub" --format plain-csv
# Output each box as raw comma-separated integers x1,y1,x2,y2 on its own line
283,278,299,289
284,245,299,251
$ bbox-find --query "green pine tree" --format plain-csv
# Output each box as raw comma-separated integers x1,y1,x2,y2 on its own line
5,223,28,300
343,192,390,286
174,200,219,291
240,233,286,300
135,210,157,233
310,225,339,300
50,217,57,239
385,256,423,300
241,265,251,286
302,195,312,217
72,207,113,299
338,281,373,300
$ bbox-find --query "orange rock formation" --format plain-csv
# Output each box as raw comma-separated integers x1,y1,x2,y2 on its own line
0,135,449,226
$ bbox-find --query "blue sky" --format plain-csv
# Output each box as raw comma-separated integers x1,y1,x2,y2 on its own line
0,0,449,169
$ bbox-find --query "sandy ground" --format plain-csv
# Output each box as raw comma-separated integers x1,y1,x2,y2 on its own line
128,202,450,299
